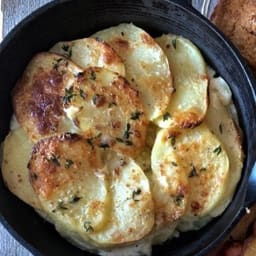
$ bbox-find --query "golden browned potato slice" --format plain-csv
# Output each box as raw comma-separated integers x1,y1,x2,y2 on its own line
153,124,230,232
63,67,147,157
28,134,154,247
50,38,125,76
151,128,190,229
92,23,173,121
1,127,41,209
28,133,111,233
204,67,244,217
155,34,208,128
13,52,83,142
159,123,229,232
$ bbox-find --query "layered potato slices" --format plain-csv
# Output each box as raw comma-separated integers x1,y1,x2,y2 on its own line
1,23,243,255
92,23,173,121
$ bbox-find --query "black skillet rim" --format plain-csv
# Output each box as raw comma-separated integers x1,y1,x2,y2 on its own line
0,0,255,256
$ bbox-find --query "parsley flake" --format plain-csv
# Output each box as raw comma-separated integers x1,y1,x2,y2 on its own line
171,161,178,167
84,221,94,232
124,123,132,140
188,165,198,178
174,194,184,206
163,112,171,121
213,145,222,156
61,44,72,58
132,188,142,201
65,159,74,169
172,39,177,49
63,86,76,105
48,154,60,166
90,70,96,80
70,195,82,204
131,111,143,120
219,123,223,134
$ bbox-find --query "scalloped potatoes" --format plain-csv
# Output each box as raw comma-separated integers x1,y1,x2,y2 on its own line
1,23,244,256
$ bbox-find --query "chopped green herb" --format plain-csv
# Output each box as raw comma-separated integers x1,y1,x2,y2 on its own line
79,89,86,99
171,161,178,167
86,133,102,148
65,159,74,169
213,145,222,156
188,165,198,178
124,123,132,140
116,137,133,146
132,188,142,201
70,195,82,203
99,143,110,149
53,58,63,70
163,112,171,121
48,154,60,166
84,221,94,232
63,86,76,105
131,111,143,120
57,201,68,210
168,135,176,147
174,194,184,206
200,167,207,172
108,102,117,108
90,70,96,80
219,123,223,134
172,39,177,49
61,44,72,58
74,71,84,78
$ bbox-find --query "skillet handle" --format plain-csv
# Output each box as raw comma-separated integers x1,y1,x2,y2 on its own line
245,161,256,207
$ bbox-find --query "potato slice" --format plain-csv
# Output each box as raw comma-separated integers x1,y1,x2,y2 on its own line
151,128,190,229
13,52,82,142
154,123,229,233
92,23,173,121
28,133,111,233
155,34,208,128
50,38,125,76
63,67,147,157
28,134,154,247
88,152,154,246
204,67,244,217
1,127,41,209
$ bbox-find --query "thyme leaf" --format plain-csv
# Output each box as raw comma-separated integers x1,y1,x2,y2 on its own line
84,221,94,232
163,112,171,121
188,165,198,178
131,111,143,120
213,145,222,156
132,188,141,202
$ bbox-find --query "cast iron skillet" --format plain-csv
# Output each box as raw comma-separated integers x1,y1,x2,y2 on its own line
0,0,255,255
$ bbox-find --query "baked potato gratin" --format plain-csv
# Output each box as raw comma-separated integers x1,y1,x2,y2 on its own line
1,23,244,255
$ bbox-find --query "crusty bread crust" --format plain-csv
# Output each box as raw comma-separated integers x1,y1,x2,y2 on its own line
211,0,256,73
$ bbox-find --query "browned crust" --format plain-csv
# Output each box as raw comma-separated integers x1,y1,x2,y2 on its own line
69,67,148,157
28,133,100,199
12,53,82,142
211,0,256,73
